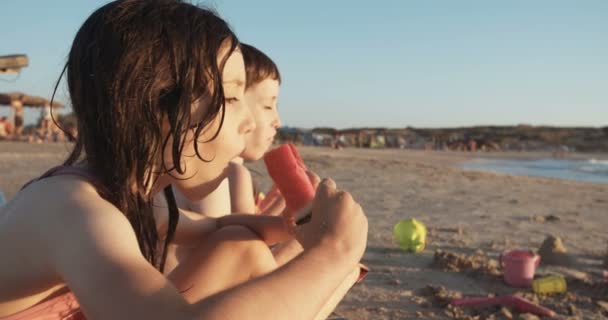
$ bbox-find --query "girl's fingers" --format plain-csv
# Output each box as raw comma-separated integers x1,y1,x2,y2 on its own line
305,170,321,189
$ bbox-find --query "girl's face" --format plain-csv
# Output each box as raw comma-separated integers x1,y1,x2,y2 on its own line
166,46,256,200
241,79,281,160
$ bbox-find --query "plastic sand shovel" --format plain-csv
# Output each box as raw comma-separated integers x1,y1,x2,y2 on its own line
451,295,556,318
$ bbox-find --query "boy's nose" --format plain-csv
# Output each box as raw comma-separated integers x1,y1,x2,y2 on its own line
272,113,281,129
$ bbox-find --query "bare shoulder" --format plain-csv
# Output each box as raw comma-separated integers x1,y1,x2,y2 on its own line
227,161,252,182
9,175,136,258
2,176,196,319
22,174,126,222
227,161,256,213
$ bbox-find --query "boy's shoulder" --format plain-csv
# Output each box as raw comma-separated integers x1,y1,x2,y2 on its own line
227,160,251,179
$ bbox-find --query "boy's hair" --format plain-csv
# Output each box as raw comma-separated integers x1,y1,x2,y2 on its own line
55,0,239,270
241,43,281,88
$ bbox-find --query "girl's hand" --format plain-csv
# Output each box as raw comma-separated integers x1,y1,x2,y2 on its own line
294,178,368,263
282,169,321,222
257,185,285,215
305,169,321,189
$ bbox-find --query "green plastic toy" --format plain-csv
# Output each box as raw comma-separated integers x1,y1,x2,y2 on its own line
393,218,427,252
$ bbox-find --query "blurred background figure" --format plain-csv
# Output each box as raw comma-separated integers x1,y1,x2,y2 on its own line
11,95,24,138
0,116,8,140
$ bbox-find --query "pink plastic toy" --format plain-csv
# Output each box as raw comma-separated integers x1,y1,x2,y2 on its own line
501,250,540,287
452,295,556,318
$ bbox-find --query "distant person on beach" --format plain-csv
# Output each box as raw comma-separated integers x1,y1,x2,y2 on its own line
11,95,24,138
0,1,368,319
39,102,53,137
4,117,13,137
0,116,8,139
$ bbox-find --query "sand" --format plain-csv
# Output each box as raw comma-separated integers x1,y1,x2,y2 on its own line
1,142,607,319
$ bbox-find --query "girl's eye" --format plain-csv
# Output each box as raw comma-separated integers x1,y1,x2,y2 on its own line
225,97,239,104
264,105,273,110
189,121,202,130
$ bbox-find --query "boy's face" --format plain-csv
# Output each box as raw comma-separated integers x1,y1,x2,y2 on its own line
241,79,281,160
166,45,257,201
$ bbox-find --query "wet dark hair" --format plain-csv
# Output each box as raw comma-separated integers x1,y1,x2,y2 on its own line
241,43,281,88
53,0,239,270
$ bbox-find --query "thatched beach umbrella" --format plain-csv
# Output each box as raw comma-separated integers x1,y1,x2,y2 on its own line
0,92,64,109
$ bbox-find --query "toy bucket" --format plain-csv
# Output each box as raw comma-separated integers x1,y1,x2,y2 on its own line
500,250,540,287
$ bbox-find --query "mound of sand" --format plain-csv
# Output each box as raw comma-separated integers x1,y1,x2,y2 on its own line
537,235,576,266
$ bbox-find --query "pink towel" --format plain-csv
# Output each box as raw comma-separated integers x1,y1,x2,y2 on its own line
2,288,84,320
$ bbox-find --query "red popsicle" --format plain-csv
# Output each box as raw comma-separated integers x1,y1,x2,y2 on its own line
264,143,315,217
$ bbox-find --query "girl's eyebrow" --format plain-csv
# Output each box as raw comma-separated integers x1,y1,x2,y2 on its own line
223,79,245,87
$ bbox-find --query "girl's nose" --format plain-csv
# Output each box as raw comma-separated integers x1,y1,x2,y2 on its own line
240,104,256,134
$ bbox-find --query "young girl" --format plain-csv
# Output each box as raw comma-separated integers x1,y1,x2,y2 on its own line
0,1,367,319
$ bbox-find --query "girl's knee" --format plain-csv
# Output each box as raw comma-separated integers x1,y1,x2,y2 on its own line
210,226,273,259
210,226,277,275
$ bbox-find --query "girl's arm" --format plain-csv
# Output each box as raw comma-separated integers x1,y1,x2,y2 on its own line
227,161,310,218
155,191,291,246
227,162,256,214
154,191,218,246
217,213,292,245
42,178,366,320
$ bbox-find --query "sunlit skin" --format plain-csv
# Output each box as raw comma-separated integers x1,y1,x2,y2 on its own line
240,79,281,161
0,8,367,318
157,47,256,200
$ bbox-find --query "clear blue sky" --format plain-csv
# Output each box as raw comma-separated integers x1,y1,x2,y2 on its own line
1,0,606,128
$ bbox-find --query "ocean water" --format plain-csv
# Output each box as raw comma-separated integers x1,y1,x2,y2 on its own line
462,158,608,184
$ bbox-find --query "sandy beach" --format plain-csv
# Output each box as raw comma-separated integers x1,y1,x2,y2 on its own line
1,142,607,319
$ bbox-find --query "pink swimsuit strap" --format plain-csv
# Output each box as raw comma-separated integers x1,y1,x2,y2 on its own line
1,288,83,320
